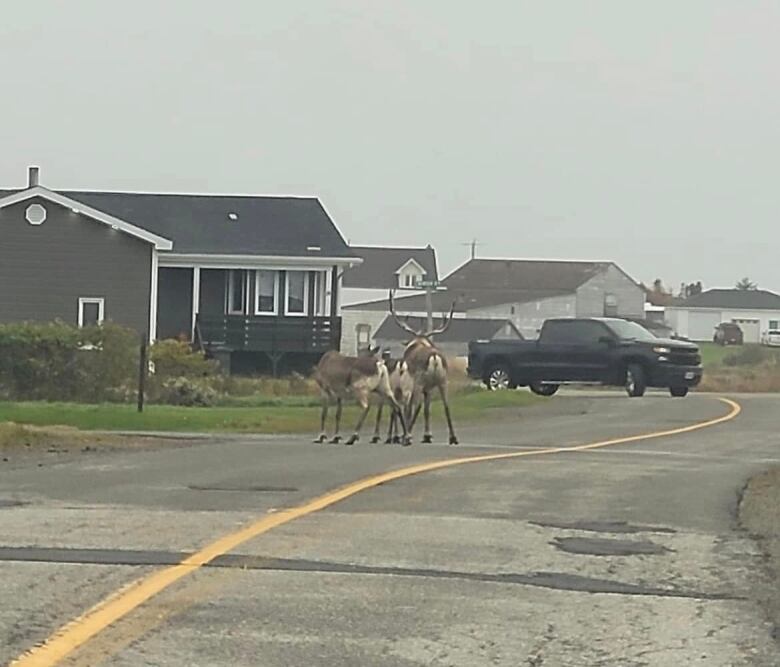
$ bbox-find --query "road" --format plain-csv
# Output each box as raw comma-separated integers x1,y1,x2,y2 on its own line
1,393,779,666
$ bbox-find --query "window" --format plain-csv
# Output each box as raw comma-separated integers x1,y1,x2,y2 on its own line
604,293,618,317
286,271,308,315
78,298,105,327
770,320,779,330
542,320,610,344
227,270,246,314
26,203,47,225
356,324,371,350
255,270,278,315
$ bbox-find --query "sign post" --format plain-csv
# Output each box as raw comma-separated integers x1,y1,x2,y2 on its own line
417,279,447,332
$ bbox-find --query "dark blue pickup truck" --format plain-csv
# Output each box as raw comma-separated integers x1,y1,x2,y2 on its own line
467,318,702,398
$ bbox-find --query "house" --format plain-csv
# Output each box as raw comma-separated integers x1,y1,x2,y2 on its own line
0,167,360,374
666,289,780,343
344,258,645,340
373,316,522,359
340,245,438,353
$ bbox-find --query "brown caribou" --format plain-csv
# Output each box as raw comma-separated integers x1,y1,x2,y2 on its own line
313,346,411,446
370,350,415,444
389,291,459,445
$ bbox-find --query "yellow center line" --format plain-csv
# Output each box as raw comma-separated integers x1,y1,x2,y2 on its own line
9,397,741,667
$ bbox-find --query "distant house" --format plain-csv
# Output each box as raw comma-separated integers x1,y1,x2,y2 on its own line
340,245,438,353
373,316,522,359
344,258,645,340
0,167,360,374
666,289,780,343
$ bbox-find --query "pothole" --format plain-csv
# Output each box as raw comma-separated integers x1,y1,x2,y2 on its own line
552,536,671,556
532,520,676,534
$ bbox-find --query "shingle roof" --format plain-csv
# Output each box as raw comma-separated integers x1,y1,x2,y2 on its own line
1,188,356,258
444,258,618,291
342,287,571,312
676,289,780,310
373,316,522,343
342,245,438,289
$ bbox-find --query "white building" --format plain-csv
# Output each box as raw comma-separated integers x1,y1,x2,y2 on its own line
666,289,780,343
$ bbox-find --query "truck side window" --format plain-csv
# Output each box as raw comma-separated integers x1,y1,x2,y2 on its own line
543,320,608,344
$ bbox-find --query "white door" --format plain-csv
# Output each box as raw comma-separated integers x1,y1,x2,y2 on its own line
732,318,760,343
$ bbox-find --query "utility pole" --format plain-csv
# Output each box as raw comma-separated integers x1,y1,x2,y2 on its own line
461,238,481,260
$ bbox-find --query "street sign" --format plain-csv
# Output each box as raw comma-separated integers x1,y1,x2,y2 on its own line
418,280,446,290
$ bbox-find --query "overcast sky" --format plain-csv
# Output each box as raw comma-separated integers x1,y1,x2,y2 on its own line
2,1,777,292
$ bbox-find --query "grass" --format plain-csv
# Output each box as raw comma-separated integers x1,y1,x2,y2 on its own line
697,342,780,392
0,388,539,435
697,342,735,368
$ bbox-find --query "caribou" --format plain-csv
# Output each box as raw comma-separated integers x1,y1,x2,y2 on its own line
313,346,411,446
389,291,459,445
370,350,415,444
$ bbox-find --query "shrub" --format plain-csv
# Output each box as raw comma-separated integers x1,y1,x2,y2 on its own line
723,345,770,367
156,377,218,407
150,339,219,379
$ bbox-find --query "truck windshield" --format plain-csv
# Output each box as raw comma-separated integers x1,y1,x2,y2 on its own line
605,320,658,341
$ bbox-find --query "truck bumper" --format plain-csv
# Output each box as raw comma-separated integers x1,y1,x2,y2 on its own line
649,365,703,388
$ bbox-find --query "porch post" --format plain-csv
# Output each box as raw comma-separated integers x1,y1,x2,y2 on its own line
329,266,339,320
191,267,201,340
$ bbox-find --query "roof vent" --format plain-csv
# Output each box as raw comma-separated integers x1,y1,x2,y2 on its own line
227,212,238,221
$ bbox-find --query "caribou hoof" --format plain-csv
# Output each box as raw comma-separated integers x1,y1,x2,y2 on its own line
313,434,327,444
422,434,433,444
329,436,341,444
391,435,401,444
384,437,394,445
370,436,381,444
345,435,358,445
449,436,459,445
402,436,413,447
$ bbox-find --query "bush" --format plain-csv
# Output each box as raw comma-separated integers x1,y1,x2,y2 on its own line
723,345,770,367
156,377,218,407
150,339,218,379
0,320,138,402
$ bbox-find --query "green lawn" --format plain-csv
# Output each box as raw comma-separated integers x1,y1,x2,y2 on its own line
0,389,539,434
698,342,735,368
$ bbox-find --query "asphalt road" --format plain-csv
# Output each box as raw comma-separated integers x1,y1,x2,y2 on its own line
1,392,779,666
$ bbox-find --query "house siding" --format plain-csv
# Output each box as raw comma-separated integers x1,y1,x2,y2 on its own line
341,310,389,354
0,197,152,333
468,294,577,339
576,265,644,318
157,268,193,340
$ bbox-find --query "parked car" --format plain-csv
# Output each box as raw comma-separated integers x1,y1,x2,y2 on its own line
467,318,703,398
713,322,743,346
761,330,780,347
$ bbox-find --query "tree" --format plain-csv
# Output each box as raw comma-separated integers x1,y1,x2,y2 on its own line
735,277,757,291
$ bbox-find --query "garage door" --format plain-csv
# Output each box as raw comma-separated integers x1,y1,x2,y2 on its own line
732,318,761,343
688,311,722,341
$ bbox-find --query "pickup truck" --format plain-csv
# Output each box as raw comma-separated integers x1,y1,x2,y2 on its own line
467,317,702,398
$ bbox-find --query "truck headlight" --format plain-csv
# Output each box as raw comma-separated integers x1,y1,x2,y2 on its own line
653,346,671,354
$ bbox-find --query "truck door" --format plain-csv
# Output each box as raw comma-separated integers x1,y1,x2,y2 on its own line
537,320,613,382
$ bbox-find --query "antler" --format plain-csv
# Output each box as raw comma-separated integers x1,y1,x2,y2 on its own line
388,290,421,336
426,301,456,337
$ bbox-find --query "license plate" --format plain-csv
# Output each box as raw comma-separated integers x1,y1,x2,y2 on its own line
685,372,696,380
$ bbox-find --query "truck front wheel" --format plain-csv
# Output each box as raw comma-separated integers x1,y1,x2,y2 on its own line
485,364,514,390
625,363,647,398
669,386,689,397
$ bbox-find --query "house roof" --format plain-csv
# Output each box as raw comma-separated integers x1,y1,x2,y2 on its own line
342,245,438,289
674,289,780,310
343,287,571,312
0,187,357,260
373,316,522,343
444,258,620,291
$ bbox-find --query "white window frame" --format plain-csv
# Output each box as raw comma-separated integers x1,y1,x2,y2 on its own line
356,323,371,349
78,298,105,327
285,270,309,317
227,269,246,315
254,270,280,316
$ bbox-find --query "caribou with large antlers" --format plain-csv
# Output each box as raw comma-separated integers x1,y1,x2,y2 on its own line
389,290,459,445
313,346,411,446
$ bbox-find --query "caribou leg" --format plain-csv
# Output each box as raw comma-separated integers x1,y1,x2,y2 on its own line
422,390,433,443
314,392,330,443
385,409,396,444
371,399,384,443
440,385,458,445
330,398,343,444
346,394,371,445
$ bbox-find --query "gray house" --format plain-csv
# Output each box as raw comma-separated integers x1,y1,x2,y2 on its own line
373,316,522,358
0,167,360,374
345,258,644,339
340,245,438,354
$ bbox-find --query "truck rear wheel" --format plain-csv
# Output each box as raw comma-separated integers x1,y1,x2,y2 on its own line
625,363,647,398
485,364,513,390
530,382,559,397
669,386,689,397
